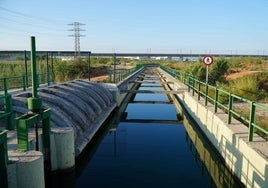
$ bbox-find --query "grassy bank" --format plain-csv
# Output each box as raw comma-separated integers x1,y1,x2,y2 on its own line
163,57,268,102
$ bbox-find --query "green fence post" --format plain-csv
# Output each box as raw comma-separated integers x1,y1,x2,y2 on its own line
88,51,91,81
51,52,55,82
24,50,29,88
228,94,233,124
5,94,14,130
205,84,209,106
42,109,51,166
3,78,7,95
22,74,26,91
192,79,195,96
248,102,256,141
113,53,116,83
0,130,8,188
214,88,219,113
187,76,191,92
46,52,50,86
198,81,201,100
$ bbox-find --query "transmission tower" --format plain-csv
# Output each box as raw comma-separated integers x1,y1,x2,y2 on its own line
68,22,85,59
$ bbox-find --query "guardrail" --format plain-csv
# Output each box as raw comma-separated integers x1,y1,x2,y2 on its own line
0,94,14,130
112,64,143,83
0,73,50,93
0,76,27,92
160,65,268,141
0,78,14,130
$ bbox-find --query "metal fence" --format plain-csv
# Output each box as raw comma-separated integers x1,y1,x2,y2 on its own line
160,65,268,141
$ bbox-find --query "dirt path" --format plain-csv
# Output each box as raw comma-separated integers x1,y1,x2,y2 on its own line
90,75,110,82
226,70,260,80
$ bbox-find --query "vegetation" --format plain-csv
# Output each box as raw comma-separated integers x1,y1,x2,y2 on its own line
163,56,268,140
162,56,268,102
1,55,268,101
1,54,268,139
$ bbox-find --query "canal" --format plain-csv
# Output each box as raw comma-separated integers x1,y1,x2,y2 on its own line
46,68,244,188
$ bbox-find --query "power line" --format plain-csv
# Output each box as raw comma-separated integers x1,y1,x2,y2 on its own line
0,6,68,24
68,22,86,59
0,6,68,38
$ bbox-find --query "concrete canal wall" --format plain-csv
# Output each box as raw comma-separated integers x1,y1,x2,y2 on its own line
159,68,268,188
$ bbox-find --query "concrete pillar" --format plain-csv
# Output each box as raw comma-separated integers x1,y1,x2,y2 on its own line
101,83,120,106
8,150,45,188
50,128,75,171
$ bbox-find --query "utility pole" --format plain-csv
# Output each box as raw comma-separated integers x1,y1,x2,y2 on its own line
68,22,85,60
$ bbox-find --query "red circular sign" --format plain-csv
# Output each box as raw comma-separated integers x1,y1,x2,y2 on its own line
202,55,214,66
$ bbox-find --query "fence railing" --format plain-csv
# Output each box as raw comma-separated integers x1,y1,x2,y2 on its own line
111,64,143,83
0,73,51,93
160,65,268,141
0,88,14,130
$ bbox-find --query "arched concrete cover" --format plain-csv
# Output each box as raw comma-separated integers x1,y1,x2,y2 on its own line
12,79,117,156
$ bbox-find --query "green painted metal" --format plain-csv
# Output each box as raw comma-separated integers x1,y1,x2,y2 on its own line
30,37,38,98
42,109,51,167
4,94,14,130
192,78,195,96
23,74,26,91
16,36,51,169
113,53,116,83
27,97,42,111
17,109,51,151
88,51,91,80
46,52,50,86
248,102,256,141
205,84,208,106
0,91,14,130
3,78,7,95
214,88,219,113
0,130,8,188
160,66,268,142
24,50,29,88
0,75,27,92
51,52,55,82
27,37,42,111
17,113,39,150
228,94,233,124
198,82,201,100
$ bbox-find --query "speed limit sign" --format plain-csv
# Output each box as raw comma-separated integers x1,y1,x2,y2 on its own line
202,55,214,66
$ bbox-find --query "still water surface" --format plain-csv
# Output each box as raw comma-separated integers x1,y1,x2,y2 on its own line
75,89,216,188
46,84,243,188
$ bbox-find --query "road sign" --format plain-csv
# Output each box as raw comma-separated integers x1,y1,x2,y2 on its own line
202,55,214,66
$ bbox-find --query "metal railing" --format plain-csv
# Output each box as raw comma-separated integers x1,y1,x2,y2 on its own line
0,78,14,130
0,72,51,93
112,64,143,83
160,65,268,141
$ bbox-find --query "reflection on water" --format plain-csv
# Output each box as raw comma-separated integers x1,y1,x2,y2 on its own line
75,122,216,188
125,103,177,120
46,80,244,188
183,113,245,188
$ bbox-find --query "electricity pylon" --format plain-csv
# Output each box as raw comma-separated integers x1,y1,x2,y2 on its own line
68,22,85,59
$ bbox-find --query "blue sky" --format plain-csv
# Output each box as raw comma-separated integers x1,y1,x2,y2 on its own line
1,0,268,54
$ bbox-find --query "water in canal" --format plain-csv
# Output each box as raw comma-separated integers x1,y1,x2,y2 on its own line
46,70,244,188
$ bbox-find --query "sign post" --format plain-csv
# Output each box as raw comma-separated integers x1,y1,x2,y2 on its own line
202,55,214,84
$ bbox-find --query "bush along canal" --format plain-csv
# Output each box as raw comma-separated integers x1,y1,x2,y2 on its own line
46,68,244,188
